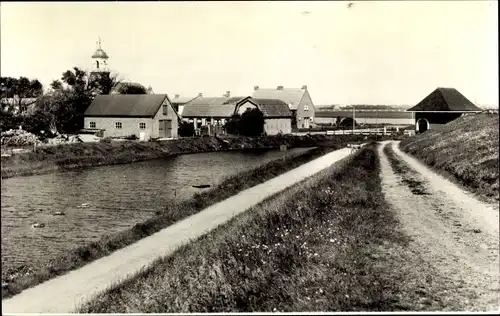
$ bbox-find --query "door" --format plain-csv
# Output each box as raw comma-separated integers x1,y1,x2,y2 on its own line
158,120,166,138
164,120,172,138
417,118,429,133
303,117,310,129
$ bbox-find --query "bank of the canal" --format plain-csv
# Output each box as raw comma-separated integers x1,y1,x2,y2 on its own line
1,144,342,299
1,134,392,179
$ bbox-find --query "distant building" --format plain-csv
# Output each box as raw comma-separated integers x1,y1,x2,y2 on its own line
181,96,234,135
252,85,315,129
406,88,482,133
181,96,293,136
83,94,179,140
1,97,37,115
171,93,202,116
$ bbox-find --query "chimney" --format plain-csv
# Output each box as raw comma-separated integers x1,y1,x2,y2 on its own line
277,85,284,90
254,85,259,91
224,90,230,97
175,94,180,99
301,85,307,91
198,92,203,98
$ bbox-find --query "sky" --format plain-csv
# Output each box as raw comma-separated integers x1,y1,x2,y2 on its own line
1,1,498,106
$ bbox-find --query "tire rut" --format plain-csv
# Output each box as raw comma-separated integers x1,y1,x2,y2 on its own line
378,141,499,311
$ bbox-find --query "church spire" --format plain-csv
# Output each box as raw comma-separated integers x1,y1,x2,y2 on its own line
91,36,109,73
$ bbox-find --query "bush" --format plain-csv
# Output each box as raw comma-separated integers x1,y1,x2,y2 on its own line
239,108,264,136
100,137,112,143
225,109,265,137
224,114,240,135
178,121,195,137
124,134,138,140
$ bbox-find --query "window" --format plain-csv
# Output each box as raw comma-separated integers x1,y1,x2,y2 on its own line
304,105,309,111
115,122,122,129
89,121,96,128
139,122,146,129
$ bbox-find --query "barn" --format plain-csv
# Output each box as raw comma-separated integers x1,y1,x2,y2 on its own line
233,97,293,135
407,88,482,133
252,85,315,129
181,97,234,135
84,94,179,140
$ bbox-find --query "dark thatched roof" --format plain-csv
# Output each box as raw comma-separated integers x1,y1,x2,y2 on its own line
252,88,306,110
84,94,168,117
407,88,482,112
235,97,292,118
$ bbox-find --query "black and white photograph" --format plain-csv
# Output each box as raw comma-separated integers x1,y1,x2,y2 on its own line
1,0,498,313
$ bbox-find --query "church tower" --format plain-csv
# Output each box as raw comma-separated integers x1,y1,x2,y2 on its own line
91,37,109,73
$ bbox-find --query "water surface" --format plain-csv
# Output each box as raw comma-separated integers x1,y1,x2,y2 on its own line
1,148,311,272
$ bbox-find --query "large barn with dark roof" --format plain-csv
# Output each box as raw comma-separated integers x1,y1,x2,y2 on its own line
252,85,315,129
233,96,293,135
84,94,179,140
407,87,482,133
180,95,293,136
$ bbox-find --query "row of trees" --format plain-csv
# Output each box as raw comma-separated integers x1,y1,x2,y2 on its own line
1,68,148,136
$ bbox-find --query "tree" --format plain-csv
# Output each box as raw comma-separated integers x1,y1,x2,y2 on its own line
0,76,43,114
46,67,123,133
239,108,264,136
224,114,241,135
178,121,195,137
114,82,147,94
224,109,265,137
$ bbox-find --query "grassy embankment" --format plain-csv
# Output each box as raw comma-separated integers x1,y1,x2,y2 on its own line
2,135,377,299
79,144,465,312
400,113,499,202
1,134,394,179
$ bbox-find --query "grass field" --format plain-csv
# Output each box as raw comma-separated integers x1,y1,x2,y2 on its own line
78,144,462,312
1,143,345,299
400,113,499,202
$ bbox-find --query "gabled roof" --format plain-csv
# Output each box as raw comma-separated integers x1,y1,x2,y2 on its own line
407,88,482,112
171,96,198,104
236,97,292,118
187,97,229,106
252,88,306,110
84,94,168,117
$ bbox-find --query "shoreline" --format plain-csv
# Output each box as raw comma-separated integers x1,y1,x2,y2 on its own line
0,144,339,299
1,134,398,179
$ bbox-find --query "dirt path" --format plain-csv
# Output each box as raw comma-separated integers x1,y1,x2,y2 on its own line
1,146,360,314
379,141,499,311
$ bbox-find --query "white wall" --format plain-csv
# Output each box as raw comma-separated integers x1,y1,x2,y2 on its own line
236,101,258,115
264,118,292,135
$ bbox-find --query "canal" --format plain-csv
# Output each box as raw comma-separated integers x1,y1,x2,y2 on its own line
1,148,311,273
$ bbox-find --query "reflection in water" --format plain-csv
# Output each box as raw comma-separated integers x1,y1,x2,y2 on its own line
1,148,311,272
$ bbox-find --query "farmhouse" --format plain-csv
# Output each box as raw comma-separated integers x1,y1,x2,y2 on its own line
232,97,293,135
84,94,179,140
181,97,233,135
181,96,293,136
252,85,315,129
407,87,482,133
171,93,202,116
